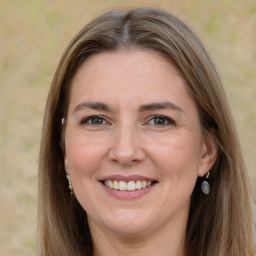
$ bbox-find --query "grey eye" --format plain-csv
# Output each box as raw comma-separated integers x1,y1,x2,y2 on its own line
90,117,105,125
154,116,168,125
148,115,175,126
81,115,107,125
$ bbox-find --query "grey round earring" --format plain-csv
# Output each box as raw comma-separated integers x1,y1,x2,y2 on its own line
66,174,73,194
201,171,210,195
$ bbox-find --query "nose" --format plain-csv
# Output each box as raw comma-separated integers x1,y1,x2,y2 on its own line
108,124,146,166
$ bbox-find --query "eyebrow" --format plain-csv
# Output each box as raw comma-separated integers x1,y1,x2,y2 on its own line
139,102,184,113
72,102,113,115
72,101,184,115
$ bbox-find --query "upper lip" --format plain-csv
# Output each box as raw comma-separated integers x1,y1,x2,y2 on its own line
99,175,156,182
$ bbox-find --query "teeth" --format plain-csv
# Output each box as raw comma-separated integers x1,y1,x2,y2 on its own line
127,181,136,191
109,180,113,189
119,181,126,191
113,180,119,190
135,180,142,189
104,180,152,191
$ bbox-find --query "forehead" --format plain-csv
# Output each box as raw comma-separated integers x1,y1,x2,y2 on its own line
73,49,184,81
68,50,196,113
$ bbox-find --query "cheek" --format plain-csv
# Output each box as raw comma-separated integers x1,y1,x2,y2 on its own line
151,132,202,179
65,136,106,175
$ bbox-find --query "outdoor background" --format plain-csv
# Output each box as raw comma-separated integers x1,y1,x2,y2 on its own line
0,0,255,255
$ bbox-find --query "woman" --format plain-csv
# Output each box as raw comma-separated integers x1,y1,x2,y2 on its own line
38,7,255,256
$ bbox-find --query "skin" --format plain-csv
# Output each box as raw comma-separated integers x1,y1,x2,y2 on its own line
64,50,217,256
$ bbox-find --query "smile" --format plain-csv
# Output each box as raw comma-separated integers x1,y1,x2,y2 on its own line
104,180,152,191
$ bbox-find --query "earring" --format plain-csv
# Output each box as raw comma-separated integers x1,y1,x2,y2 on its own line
201,171,210,195
66,174,73,194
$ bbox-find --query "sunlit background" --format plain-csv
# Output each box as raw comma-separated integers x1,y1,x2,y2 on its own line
0,0,255,255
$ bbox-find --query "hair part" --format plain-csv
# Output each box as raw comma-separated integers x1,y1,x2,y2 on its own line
38,7,255,256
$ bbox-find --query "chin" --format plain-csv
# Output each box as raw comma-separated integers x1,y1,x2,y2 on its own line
106,220,152,235
90,209,154,236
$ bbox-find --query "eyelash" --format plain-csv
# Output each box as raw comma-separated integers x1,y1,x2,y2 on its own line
80,114,176,127
80,115,109,125
146,115,176,127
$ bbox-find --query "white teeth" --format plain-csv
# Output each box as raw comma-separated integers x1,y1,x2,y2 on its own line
127,181,136,191
108,180,113,189
136,180,142,189
119,181,126,190
104,180,153,191
113,180,119,190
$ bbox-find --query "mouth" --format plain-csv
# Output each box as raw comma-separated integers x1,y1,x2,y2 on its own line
99,175,158,192
99,175,158,199
102,180,158,191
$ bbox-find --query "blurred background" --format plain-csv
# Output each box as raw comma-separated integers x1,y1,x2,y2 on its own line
0,0,255,255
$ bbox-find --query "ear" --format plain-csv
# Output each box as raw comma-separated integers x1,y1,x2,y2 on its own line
198,132,218,177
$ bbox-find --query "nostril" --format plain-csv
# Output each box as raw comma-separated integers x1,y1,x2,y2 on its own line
109,147,146,166
110,158,140,167
108,129,146,164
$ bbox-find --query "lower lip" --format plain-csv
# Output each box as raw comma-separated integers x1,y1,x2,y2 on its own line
101,182,157,199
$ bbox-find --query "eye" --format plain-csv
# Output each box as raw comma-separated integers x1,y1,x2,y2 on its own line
147,115,176,126
81,115,108,125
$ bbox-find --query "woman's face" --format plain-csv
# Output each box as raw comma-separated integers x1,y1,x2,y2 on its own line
64,50,216,236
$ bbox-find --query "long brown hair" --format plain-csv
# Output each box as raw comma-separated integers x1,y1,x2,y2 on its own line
38,7,255,256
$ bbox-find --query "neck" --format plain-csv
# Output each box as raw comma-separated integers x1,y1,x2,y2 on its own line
89,215,187,256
